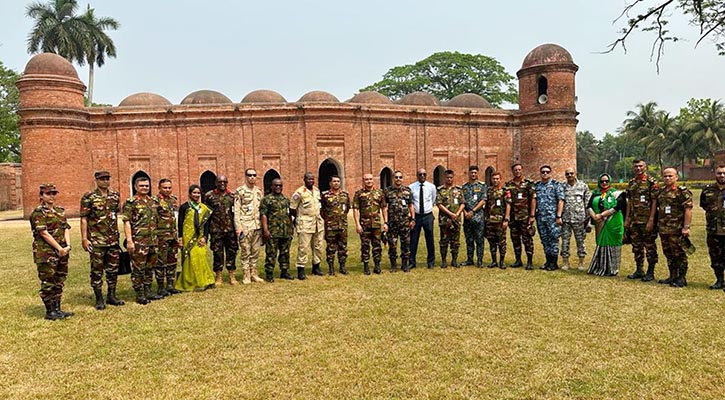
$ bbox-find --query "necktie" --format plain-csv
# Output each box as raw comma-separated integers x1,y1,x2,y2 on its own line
419,183,424,214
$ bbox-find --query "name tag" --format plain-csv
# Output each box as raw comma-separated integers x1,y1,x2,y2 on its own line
247,205,252,212
517,193,523,199
473,195,477,201
111,212,116,220
496,199,501,206
342,204,346,212
640,195,646,203
401,199,406,206
665,206,671,214
454,198,458,205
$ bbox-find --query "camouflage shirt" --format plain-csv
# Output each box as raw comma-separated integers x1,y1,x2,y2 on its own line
505,178,536,222
436,185,464,226
30,204,71,264
352,188,385,229
154,193,178,241
485,186,512,224
700,184,725,235
562,180,591,223
321,189,350,231
204,189,236,234
79,188,120,247
626,175,660,224
462,181,487,223
233,184,263,232
260,193,292,238
656,185,693,235
122,195,159,247
384,185,413,226
535,180,565,220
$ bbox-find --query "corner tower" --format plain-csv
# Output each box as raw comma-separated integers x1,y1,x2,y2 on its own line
516,44,578,178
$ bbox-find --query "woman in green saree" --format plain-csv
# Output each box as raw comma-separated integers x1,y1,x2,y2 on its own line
587,174,627,276
175,185,216,291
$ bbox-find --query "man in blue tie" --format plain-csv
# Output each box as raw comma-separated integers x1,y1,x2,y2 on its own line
409,168,437,268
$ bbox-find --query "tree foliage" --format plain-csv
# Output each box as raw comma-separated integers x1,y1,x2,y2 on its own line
360,51,518,107
0,62,20,163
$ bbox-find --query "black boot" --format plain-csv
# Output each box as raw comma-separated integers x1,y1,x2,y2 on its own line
390,258,398,273
328,262,335,276
499,253,506,269
280,268,294,280
145,284,163,301
628,263,645,279
464,256,474,266
166,279,182,295
311,263,323,276
135,288,150,305
297,267,307,280
658,265,674,284
363,262,371,275
525,254,534,270
43,299,63,320
641,263,655,282
441,248,448,268
339,260,348,275
671,265,688,287
548,254,559,271
709,268,724,289
541,254,551,270
451,252,459,268
487,251,497,268
55,298,74,318
107,286,125,306
94,287,106,310
265,270,274,282
401,258,410,273
373,263,382,274
510,250,523,268
157,278,169,297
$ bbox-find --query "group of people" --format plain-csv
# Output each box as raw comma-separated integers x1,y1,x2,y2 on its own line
29,161,725,320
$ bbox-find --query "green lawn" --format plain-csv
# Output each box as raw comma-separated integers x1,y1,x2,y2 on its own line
1,195,723,399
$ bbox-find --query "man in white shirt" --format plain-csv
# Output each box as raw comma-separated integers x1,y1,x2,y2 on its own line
409,168,437,268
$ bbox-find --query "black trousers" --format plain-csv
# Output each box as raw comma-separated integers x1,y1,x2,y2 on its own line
410,213,435,267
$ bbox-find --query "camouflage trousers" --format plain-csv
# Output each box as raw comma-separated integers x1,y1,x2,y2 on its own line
210,231,238,272
325,228,348,266
130,245,157,291
537,217,561,256
463,219,485,262
630,223,658,267
89,245,120,289
264,237,291,273
387,222,410,262
155,238,178,284
509,219,534,257
296,229,324,267
439,221,461,259
485,223,507,255
706,234,725,272
360,225,382,264
660,233,688,275
37,254,69,302
560,221,588,258
239,229,262,272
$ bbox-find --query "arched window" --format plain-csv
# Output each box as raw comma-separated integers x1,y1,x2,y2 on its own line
537,76,548,104
380,167,392,189
263,169,282,195
433,165,446,187
318,158,342,192
199,170,217,197
130,170,151,196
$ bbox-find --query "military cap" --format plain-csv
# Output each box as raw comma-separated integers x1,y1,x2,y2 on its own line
39,183,58,193
94,170,111,179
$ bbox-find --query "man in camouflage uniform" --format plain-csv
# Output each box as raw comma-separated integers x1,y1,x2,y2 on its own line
204,174,239,286
436,169,464,268
320,175,350,275
80,170,124,310
31,183,73,320
260,178,293,282
655,167,693,287
560,168,591,270
506,163,537,269
624,159,660,282
122,177,162,304
484,172,511,269
535,165,565,271
384,170,415,272
290,172,325,280
462,165,487,267
234,168,265,284
353,173,388,275
154,178,180,297
700,165,725,291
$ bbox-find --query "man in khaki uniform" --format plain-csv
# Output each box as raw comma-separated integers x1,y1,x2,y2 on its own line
290,172,325,280
234,168,265,284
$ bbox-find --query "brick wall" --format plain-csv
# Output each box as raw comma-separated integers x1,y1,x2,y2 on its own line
0,163,22,211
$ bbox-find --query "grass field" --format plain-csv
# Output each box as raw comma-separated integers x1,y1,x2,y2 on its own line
1,194,724,399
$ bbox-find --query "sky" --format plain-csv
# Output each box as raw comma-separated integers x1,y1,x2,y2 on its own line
2,0,725,138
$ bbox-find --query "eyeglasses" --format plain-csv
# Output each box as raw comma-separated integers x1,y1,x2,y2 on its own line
417,173,426,176
565,172,574,176
599,180,610,183
246,174,257,177
540,170,551,174
394,176,403,179
272,184,283,187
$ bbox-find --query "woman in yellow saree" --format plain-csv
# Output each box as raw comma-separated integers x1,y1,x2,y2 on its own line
175,185,216,291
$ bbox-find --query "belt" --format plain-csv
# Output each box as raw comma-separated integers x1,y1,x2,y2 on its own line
415,212,432,217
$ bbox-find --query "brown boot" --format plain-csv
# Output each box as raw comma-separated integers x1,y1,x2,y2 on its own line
242,268,252,285
229,270,239,286
214,271,223,287
250,267,264,283
578,256,586,271
561,256,570,270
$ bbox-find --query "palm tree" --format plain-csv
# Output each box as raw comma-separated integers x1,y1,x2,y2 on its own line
639,111,675,173
664,120,699,179
688,99,725,163
26,0,88,65
622,101,660,141
79,5,119,105
576,130,599,179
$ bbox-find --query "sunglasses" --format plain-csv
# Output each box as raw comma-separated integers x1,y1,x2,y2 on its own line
272,184,283,187
394,176,403,179
417,173,426,176
600,180,610,183
540,170,551,174
565,172,574,176
218,180,228,183
246,174,257,177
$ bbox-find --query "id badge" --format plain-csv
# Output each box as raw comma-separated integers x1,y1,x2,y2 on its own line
664,206,671,214
473,195,477,201
342,204,346,212
454,198,458,205
111,212,116,220
401,199,406,206
517,193,523,200
496,199,501,207
640,195,646,203
247,204,252,212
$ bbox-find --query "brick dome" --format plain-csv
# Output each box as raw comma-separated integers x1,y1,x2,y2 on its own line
521,44,574,69
396,91,440,106
241,89,287,103
23,53,79,79
347,91,392,105
181,90,232,105
445,93,492,108
119,92,172,107
298,91,339,103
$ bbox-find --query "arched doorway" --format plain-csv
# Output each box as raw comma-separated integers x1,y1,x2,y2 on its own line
318,158,341,192
200,170,217,197
380,167,392,189
130,170,151,196
433,165,446,187
263,169,281,195
484,166,495,186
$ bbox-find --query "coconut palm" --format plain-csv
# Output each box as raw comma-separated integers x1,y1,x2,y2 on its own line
576,130,599,179
638,111,674,172
688,99,725,163
664,120,699,179
26,0,88,65
79,5,119,105
622,101,660,140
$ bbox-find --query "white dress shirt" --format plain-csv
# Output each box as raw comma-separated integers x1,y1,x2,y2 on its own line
409,181,437,215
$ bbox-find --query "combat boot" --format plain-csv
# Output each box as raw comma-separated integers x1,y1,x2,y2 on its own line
709,268,723,289
363,262,371,275
166,279,182,295
401,258,410,273
135,288,150,305
390,258,397,273
297,267,307,280
525,254,534,270
627,263,644,279
157,278,169,297
312,263,323,276
229,270,239,286
577,256,586,271
107,286,125,306
265,270,274,283
242,268,252,285
43,299,63,320
451,252,459,268
280,268,294,280
55,298,74,318
658,265,674,285
548,254,559,271
440,248,448,268
93,287,106,310
510,252,523,268
476,258,483,268
328,262,336,276
641,263,655,282
487,251,498,268
498,253,506,269
339,260,348,275
145,284,163,301
671,265,688,287
250,268,264,283
561,256,570,270
214,271,223,287
373,263,382,274
463,256,474,266
541,254,551,270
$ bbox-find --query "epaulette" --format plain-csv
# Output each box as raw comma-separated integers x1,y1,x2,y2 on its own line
322,190,329,195
437,185,445,190
678,185,688,191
